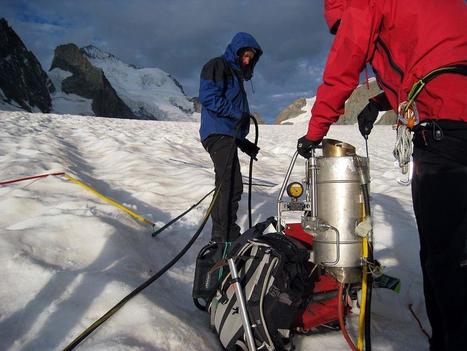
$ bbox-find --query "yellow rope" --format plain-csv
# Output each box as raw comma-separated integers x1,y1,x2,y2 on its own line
357,199,369,351
62,174,154,226
357,236,369,351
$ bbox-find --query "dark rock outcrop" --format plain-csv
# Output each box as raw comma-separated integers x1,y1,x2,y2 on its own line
377,110,397,125
336,79,396,125
190,97,202,113
50,43,136,119
274,98,307,124
0,18,54,112
274,80,396,125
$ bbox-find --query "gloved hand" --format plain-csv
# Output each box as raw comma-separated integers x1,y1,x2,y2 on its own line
297,135,321,158
238,112,252,130
358,99,380,138
236,138,260,160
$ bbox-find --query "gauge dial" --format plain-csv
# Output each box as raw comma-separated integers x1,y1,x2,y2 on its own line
286,182,303,199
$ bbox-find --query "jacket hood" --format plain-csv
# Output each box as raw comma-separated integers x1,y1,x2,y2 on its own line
223,32,263,81
324,0,347,34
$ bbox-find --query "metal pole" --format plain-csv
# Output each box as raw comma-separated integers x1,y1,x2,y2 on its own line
276,151,299,232
309,148,318,219
227,258,256,351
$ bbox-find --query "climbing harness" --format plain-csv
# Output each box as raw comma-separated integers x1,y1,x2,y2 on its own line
393,84,419,176
393,65,467,177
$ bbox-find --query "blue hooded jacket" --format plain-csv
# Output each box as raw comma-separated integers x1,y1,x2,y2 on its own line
199,32,262,142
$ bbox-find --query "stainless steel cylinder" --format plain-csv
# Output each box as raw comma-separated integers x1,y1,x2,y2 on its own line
302,142,369,282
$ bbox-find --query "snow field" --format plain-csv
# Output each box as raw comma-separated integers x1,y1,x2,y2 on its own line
0,111,428,350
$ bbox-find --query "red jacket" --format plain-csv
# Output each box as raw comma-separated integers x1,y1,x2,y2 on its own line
307,0,467,141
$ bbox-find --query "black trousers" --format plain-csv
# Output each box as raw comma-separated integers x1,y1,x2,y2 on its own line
203,135,243,243
412,121,467,351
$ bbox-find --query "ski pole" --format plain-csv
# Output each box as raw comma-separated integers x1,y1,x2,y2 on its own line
227,258,256,351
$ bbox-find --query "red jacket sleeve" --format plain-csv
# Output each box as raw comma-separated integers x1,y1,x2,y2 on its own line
306,0,382,141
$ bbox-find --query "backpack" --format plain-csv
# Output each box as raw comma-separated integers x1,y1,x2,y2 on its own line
192,241,226,310
208,218,314,351
192,217,279,310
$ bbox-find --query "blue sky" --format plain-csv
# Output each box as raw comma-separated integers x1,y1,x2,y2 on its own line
1,0,335,122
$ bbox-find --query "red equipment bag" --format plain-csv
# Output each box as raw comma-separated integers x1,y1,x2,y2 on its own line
284,223,344,331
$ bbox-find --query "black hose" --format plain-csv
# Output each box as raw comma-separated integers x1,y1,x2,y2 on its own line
153,179,275,239
62,142,238,351
242,182,274,188
63,111,261,349
152,188,215,237
63,185,221,351
248,114,259,228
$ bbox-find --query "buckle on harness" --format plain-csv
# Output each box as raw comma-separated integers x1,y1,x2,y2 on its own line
397,100,419,130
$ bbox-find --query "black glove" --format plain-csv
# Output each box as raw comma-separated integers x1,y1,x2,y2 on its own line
297,136,321,158
236,138,260,160
358,99,380,138
238,112,252,130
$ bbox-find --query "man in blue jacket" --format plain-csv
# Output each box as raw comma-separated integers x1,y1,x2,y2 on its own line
199,32,262,249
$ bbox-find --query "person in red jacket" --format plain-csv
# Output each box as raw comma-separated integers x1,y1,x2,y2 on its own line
297,1,467,350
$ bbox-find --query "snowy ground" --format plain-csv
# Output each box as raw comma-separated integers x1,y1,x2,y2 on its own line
0,111,429,350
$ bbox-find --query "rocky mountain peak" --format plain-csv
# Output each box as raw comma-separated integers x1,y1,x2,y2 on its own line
50,43,136,119
338,79,396,125
0,18,54,112
79,44,195,120
1,22,195,121
274,98,307,124
81,45,137,69
274,79,396,125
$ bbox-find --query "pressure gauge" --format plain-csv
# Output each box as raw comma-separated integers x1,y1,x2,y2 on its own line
286,182,303,199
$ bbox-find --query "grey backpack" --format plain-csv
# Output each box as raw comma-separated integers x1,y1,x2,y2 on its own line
208,221,313,351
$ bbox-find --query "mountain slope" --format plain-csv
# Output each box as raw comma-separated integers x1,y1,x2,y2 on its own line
50,43,137,119
0,18,54,113
0,21,195,121
82,45,195,121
